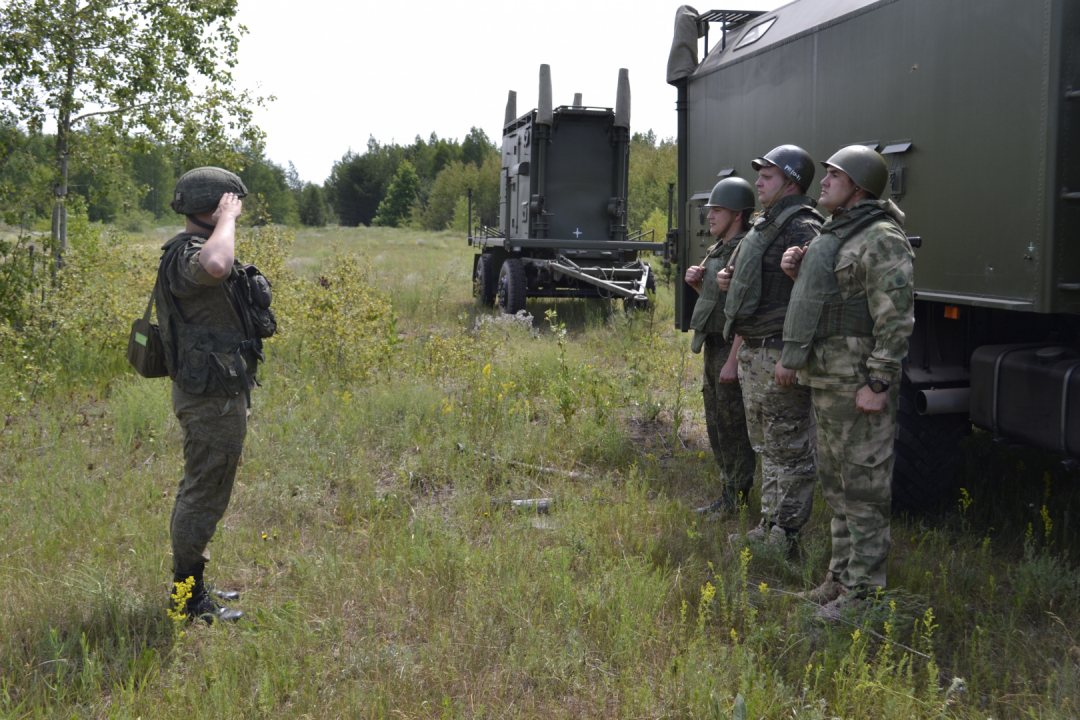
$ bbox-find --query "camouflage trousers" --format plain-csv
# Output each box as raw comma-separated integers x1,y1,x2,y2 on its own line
170,385,247,574
737,343,816,530
813,385,897,596
702,335,755,500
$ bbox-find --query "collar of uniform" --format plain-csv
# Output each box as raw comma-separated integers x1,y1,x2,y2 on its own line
757,193,815,226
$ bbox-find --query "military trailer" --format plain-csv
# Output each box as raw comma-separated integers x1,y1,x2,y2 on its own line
667,0,1080,509
469,65,665,314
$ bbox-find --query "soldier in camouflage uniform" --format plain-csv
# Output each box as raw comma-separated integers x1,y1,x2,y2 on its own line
780,145,914,620
158,167,262,623
718,146,825,547
685,177,757,516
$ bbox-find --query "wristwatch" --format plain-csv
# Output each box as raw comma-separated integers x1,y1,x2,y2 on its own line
867,378,890,394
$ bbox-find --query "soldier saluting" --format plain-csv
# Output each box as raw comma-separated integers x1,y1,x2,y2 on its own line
717,145,825,548
685,177,756,517
779,146,914,620
158,168,269,623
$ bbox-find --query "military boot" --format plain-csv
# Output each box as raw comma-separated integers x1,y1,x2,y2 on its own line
172,565,243,625
797,572,845,604
694,488,741,517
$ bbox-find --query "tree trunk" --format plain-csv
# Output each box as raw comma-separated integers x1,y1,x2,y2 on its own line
51,0,77,278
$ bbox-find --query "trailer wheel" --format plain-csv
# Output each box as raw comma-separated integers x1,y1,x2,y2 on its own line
474,254,497,307
891,382,968,513
622,268,657,313
497,258,527,315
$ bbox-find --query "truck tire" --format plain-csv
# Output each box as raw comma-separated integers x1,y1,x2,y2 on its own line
891,382,968,513
497,258,527,315
474,254,497,307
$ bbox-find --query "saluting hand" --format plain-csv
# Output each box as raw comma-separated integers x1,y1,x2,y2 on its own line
212,193,243,224
781,245,806,280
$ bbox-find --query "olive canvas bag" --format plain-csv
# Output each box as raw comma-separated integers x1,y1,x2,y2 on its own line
126,277,169,378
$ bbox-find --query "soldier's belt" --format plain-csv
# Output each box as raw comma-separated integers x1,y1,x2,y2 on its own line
742,336,784,350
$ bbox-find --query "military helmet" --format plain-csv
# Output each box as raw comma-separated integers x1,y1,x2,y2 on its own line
170,167,248,216
751,144,815,193
704,177,756,212
821,145,889,199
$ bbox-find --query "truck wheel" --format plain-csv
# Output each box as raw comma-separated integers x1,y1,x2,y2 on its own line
497,258,527,315
474,254,497,307
891,382,969,513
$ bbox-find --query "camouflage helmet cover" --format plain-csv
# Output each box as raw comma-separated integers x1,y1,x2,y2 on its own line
170,167,248,216
821,145,889,199
705,176,756,212
750,144,815,193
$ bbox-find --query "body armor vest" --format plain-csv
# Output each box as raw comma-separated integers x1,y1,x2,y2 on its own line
722,195,825,340
689,233,744,353
156,236,272,404
780,205,899,370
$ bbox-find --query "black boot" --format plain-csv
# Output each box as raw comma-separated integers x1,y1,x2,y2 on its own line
694,487,741,516
172,565,244,625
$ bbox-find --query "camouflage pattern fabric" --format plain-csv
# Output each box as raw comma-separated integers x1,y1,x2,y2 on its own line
726,196,824,341
702,335,755,500
799,199,914,597
795,200,914,391
813,384,898,596
170,385,247,573
159,232,257,575
737,344,816,530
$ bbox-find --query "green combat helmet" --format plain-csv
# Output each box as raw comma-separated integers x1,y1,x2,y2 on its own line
751,144,816,193
821,145,889,199
705,176,756,212
170,167,248,216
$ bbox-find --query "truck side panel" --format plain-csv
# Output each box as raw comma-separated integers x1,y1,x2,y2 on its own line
686,0,1058,310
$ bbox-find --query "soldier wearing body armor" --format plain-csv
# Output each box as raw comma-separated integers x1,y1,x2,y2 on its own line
685,177,756,517
717,145,825,548
780,145,914,621
159,167,266,623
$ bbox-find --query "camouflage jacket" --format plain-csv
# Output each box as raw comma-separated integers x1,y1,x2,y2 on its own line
689,231,746,352
795,199,914,391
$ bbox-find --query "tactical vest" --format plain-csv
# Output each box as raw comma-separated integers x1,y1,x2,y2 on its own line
156,238,271,403
722,195,825,340
780,205,899,370
689,233,744,353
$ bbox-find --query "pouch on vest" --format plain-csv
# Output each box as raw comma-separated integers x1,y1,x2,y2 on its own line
126,284,169,378
174,322,250,397
238,263,276,339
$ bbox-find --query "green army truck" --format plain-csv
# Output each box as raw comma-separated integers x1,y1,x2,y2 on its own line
667,0,1080,510
469,65,664,314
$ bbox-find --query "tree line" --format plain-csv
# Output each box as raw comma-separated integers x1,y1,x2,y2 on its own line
0,123,676,237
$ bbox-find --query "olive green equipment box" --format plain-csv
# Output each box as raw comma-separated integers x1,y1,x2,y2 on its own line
469,65,664,314
667,0,1080,510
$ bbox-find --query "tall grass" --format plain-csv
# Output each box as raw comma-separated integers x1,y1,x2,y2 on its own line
0,222,1077,717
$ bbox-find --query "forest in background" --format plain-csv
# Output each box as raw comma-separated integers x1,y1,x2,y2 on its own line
0,120,676,237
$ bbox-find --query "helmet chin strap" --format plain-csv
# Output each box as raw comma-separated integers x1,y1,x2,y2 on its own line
187,215,216,233
762,178,794,211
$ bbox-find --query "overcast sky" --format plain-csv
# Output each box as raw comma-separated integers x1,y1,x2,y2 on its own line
232,0,779,185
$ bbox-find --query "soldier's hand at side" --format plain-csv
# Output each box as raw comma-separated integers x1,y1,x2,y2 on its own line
716,266,732,292
719,357,739,384
212,193,243,224
774,361,797,386
855,385,888,414
781,245,805,280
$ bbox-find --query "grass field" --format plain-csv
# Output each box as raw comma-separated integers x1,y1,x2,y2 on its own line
1,223,1079,718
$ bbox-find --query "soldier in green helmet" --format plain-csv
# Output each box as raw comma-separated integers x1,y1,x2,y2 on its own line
779,145,914,620
158,166,263,623
686,177,756,517
717,145,825,549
